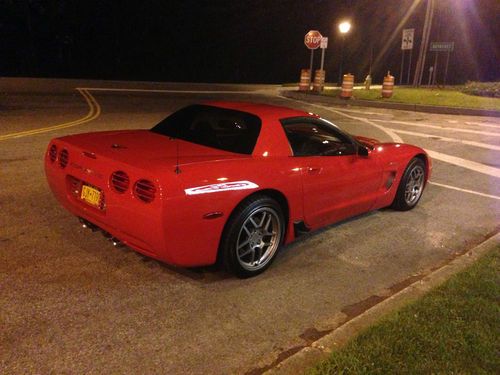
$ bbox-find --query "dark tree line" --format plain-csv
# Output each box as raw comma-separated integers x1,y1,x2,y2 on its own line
1,0,498,84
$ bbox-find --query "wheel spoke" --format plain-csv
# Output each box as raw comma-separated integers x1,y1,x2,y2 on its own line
249,217,259,229
238,238,250,250
243,224,252,236
255,247,263,264
259,212,267,227
239,247,253,258
250,248,256,264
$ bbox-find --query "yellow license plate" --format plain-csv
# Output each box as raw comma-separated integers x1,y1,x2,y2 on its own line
81,185,101,207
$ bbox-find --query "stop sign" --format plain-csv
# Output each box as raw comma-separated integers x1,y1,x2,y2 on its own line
304,30,323,49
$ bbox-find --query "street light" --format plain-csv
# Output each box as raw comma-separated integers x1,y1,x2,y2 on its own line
337,21,352,85
338,21,351,34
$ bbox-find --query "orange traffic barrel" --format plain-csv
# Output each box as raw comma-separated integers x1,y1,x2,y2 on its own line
299,69,311,91
382,72,395,98
312,69,326,92
341,73,354,98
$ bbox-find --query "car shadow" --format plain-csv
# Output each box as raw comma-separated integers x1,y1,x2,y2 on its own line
65,209,381,284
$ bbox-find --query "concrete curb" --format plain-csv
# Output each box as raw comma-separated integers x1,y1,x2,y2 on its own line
281,90,500,118
263,232,500,375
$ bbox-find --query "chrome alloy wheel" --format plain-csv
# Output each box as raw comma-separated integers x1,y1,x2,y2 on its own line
236,207,282,272
404,164,425,205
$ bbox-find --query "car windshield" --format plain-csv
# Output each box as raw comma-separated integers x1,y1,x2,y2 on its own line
151,105,262,154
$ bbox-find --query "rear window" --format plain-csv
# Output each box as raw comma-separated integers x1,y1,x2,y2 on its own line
151,105,262,154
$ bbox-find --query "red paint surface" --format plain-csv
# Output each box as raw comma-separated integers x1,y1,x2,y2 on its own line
45,102,431,267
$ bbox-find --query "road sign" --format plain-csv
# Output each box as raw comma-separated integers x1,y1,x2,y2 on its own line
401,28,414,50
304,30,323,50
320,37,328,49
430,42,454,52
319,37,328,78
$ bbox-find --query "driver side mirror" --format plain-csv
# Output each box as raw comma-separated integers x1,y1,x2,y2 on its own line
357,146,369,157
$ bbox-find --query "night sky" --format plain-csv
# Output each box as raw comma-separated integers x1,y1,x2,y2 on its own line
1,0,499,84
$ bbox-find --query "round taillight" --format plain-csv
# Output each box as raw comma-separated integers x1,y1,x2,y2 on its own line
49,144,57,163
110,171,130,193
59,149,69,168
134,179,156,203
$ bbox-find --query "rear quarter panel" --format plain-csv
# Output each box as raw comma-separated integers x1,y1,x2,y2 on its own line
160,156,303,266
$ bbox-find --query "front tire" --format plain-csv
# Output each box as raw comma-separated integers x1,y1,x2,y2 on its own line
391,157,426,211
220,195,285,278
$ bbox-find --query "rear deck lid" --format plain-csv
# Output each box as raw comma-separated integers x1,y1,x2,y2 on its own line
58,130,249,171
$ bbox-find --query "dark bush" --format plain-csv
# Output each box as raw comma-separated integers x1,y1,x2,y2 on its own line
461,81,500,98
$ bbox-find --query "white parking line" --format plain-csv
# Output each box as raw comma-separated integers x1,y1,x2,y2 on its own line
429,181,500,200
305,103,405,143
334,109,500,178
307,103,500,178
465,121,500,129
386,128,500,151
372,119,500,137
426,150,500,178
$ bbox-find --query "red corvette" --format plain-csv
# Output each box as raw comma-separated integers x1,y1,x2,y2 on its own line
45,102,431,277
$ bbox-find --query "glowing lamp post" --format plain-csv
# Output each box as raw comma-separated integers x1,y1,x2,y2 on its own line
337,21,352,85
338,21,351,34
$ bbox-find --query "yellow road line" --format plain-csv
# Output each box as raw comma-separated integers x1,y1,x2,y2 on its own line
0,88,101,141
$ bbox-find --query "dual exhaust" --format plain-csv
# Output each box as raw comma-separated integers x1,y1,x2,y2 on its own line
79,218,124,248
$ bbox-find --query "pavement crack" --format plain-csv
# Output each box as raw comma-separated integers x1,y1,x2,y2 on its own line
341,295,387,320
299,327,333,345
244,345,306,375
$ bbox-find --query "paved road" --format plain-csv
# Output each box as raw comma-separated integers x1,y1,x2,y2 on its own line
1,78,499,374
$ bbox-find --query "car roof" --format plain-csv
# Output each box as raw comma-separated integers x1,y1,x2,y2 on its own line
202,101,318,121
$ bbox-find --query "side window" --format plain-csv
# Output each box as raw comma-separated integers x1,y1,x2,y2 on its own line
282,121,356,156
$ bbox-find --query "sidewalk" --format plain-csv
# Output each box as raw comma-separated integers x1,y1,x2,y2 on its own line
281,90,500,117
265,232,500,375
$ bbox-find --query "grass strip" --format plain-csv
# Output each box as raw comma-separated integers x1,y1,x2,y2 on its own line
322,87,500,110
307,248,500,375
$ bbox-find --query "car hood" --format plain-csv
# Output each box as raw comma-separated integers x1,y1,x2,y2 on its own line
57,130,249,170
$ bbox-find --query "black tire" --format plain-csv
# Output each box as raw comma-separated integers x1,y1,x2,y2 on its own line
219,195,285,278
391,157,426,211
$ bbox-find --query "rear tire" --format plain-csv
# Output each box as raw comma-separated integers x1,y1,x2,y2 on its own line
220,195,285,278
391,157,426,211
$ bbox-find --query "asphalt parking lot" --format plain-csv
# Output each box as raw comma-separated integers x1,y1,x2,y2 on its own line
1,78,499,374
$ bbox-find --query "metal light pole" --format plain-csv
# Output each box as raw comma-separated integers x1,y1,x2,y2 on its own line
413,0,435,87
337,21,351,86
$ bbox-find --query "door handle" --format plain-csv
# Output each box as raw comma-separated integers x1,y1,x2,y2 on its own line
307,167,322,174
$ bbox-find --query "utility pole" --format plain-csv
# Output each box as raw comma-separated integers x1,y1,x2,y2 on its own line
413,0,434,86
338,34,345,86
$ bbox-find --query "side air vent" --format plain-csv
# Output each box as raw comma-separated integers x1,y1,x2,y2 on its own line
385,171,397,190
49,144,57,163
134,179,156,203
59,149,69,168
110,171,130,193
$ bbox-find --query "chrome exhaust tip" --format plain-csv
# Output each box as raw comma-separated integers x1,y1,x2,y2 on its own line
102,231,123,247
110,237,124,248
79,218,98,232
78,218,124,248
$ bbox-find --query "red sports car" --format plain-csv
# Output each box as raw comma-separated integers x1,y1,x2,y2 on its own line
45,102,431,277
